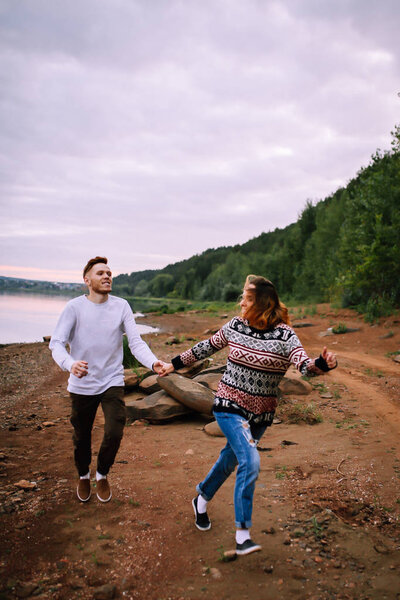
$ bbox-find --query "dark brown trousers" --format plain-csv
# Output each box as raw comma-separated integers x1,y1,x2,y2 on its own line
69,386,126,477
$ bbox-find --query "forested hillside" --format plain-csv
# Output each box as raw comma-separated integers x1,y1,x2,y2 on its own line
114,125,400,316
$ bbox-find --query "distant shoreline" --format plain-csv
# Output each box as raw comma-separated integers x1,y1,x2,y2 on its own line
0,287,83,297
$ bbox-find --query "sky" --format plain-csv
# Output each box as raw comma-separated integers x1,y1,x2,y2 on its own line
0,0,399,283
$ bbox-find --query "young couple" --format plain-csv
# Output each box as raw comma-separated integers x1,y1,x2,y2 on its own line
51,257,337,556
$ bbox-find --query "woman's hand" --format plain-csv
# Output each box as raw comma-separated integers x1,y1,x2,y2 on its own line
152,360,170,374
321,346,337,369
158,362,175,377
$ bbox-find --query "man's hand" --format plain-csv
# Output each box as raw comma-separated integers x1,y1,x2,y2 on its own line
71,360,89,378
321,346,337,369
152,360,171,375
157,362,175,377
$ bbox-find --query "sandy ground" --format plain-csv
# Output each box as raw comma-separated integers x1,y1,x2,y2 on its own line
0,305,400,600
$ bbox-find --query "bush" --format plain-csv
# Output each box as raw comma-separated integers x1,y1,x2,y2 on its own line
364,295,396,323
222,283,241,302
332,322,348,334
123,336,143,369
281,402,323,425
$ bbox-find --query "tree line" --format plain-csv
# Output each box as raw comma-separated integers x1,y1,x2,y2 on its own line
114,125,400,318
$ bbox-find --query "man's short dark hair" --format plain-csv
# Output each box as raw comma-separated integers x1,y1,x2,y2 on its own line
83,256,108,279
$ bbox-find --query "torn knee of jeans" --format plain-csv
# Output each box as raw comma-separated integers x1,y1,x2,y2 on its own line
241,422,256,446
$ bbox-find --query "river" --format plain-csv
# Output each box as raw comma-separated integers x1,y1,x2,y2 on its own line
0,293,157,344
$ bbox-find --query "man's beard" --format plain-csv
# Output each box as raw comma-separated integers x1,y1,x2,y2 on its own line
92,282,112,294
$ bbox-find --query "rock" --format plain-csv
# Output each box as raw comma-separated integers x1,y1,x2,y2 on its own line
279,376,312,396
93,584,116,600
178,359,211,377
42,336,51,343
138,374,161,395
263,564,274,573
210,567,222,580
165,336,180,345
124,370,140,389
204,420,224,437
157,373,214,415
293,528,305,537
185,449,194,455
15,582,38,598
123,391,144,404
393,355,400,364
14,480,37,490
193,372,221,391
283,536,291,545
203,328,218,335
262,527,276,535
292,322,314,328
319,329,334,337
314,556,323,563
374,542,391,554
125,390,192,422
200,365,226,375
42,421,56,427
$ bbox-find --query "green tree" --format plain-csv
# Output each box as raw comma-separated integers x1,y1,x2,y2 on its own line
148,274,174,297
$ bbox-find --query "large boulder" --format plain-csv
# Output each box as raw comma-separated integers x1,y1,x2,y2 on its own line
157,373,214,415
204,420,225,437
193,372,221,392
199,364,226,375
125,390,192,422
278,376,312,395
138,374,161,395
124,370,140,390
178,358,211,377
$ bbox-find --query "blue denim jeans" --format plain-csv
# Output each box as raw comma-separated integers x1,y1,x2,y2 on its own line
197,412,268,529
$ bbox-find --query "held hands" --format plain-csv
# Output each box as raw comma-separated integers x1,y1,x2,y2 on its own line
321,346,337,369
157,362,175,377
71,360,89,378
152,360,174,376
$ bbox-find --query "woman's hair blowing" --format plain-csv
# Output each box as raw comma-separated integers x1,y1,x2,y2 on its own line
243,274,290,330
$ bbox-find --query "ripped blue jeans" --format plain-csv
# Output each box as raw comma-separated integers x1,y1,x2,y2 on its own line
197,412,268,529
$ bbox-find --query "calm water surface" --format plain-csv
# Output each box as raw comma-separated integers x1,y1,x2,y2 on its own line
0,293,157,344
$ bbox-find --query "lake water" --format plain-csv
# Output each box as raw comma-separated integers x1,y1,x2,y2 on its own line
0,293,158,344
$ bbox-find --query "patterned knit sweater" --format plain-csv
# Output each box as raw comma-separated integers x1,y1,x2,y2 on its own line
172,317,331,424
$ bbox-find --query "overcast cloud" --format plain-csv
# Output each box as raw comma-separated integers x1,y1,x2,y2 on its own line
0,0,399,282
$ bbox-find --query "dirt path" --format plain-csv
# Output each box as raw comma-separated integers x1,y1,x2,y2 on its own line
0,306,399,599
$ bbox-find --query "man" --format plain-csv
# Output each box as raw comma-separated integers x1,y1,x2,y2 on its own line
50,256,165,503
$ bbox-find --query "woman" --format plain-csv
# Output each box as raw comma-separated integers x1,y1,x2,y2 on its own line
160,275,337,555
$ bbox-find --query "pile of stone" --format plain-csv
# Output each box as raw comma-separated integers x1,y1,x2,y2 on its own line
124,360,312,436
124,359,222,423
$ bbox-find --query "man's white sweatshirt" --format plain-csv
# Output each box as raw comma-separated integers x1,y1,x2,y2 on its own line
49,295,157,395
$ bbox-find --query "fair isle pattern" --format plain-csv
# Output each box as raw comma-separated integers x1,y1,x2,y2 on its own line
216,381,278,414
210,327,229,349
180,328,229,365
176,317,325,420
222,362,283,396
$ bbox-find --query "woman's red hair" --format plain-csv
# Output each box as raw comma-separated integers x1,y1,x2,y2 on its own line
242,274,290,330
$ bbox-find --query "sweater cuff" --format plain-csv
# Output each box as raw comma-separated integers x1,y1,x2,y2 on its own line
172,355,185,370
315,355,337,372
